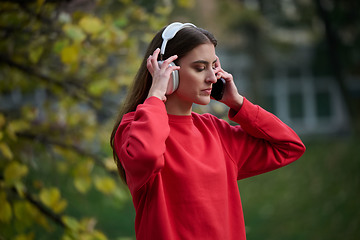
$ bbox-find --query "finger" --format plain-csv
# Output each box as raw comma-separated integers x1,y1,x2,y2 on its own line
165,65,180,75
153,48,161,61
222,72,233,83
216,72,223,80
215,56,222,69
147,60,154,76
150,48,161,67
214,56,223,77
161,55,178,68
147,55,157,74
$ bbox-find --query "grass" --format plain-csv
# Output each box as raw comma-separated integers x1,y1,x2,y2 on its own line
239,136,360,240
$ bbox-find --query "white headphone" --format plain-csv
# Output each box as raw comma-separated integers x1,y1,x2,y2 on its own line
158,22,196,95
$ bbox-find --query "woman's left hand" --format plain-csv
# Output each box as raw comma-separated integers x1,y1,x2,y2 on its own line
213,56,244,111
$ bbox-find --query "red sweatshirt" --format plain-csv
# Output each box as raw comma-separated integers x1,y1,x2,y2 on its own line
114,97,305,240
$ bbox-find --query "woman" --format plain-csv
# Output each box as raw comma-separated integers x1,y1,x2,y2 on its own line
110,22,305,240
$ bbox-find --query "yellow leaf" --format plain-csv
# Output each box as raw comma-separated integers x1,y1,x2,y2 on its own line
79,217,97,232
94,176,116,195
15,200,50,230
39,187,60,207
79,16,103,35
155,6,172,16
0,192,12,223
61,45,79,64
14,201,32,226
7,119,30,135
14,181,26,198
92,231,108,240
177,0,195,8
74,176,92,194
53,199,68,214
73,159,94,177
104,157,118,171
0,142,13,160
39,187,67,213
4,161,28,184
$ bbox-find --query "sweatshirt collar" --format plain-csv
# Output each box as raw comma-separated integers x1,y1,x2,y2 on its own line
167,113,194,124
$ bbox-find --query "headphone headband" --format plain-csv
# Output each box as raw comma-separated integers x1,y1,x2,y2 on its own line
160,22,196,59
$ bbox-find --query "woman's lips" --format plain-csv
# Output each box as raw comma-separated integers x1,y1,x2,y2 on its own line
202,88,212,95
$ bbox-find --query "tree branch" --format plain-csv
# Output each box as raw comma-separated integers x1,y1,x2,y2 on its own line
16,131,119,178
0,55,101,109
22,188,66,228
0,173,66,228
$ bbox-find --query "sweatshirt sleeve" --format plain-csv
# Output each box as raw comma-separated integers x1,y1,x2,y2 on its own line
114,97,170,193
215,98,305,180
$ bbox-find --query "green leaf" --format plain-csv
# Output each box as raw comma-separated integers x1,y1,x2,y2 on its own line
14,181,26,198
114,17,128,28
62,215,80,231
0,192,12,223
4,161,28,185
63,24,86,43
53,39,70,54
88,79,111,96
91,231,108,240
7,119,30,138
0,142,13,160
4,119,30,141
29,46,44,63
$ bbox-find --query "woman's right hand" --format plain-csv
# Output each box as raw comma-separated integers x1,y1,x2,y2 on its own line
146,48,180,102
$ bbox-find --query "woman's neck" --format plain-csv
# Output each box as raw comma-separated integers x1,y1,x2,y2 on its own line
165,95,193,115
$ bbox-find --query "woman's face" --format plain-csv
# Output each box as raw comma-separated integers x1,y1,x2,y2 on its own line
171,43,218,106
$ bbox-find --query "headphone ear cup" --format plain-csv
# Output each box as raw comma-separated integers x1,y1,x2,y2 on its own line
166,62,179,95
158,61,179,95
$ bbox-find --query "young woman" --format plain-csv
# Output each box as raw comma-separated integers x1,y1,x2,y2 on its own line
110,22,305,240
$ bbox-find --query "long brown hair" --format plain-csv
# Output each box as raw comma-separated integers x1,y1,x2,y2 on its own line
110,24,217,183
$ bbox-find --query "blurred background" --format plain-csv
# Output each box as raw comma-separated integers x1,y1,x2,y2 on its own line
0,0,359,239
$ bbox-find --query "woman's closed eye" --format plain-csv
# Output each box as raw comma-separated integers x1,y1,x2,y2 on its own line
194,65,206,72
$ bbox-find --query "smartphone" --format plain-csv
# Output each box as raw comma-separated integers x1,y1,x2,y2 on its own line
211,77,226,100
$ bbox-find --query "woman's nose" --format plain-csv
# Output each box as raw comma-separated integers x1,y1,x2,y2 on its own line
206,70,217,84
